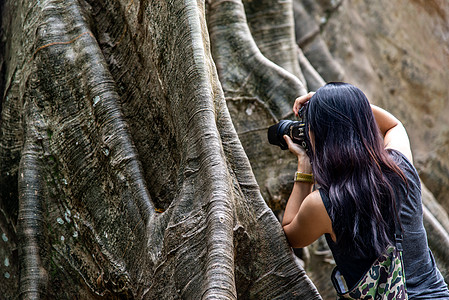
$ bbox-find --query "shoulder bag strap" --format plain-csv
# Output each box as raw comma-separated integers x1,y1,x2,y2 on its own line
392,195,404,251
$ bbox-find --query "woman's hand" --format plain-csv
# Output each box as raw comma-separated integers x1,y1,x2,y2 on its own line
283,135,312,173
293,91,315,117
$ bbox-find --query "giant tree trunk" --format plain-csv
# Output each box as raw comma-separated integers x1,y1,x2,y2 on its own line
1,0,449,299
0,0,321,298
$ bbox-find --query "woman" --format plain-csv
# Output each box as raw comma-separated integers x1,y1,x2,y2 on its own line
282,82,449,298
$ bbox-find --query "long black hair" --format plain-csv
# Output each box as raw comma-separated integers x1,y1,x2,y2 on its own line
307,82,406,257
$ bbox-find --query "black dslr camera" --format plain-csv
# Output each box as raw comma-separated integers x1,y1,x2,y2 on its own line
267,105,311,157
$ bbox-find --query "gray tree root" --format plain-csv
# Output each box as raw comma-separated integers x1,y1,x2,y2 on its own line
297,46,326,91
423,205,449,279
292,0,344,82
0,0,322,298
208,0,306,120
18,137,48,298
242,0,303,81
207,0,310,219
422,185,449,281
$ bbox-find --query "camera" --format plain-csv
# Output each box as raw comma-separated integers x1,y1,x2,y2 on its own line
267,106,311,157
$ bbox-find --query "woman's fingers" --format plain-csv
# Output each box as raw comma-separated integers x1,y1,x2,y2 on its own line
284,134,293,147
283,135,297,154
293,91,315,116
284,135,306,157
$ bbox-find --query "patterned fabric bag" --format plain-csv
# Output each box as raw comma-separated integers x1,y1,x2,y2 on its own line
331,196,408,299
331,245,407,299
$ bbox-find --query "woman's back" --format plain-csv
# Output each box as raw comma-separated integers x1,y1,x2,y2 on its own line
321,149,449,298
391,150,448,299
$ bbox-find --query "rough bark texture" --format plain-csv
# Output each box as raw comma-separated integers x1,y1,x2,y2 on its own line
1,0,449,299
0,0,321,298
207,0,307,221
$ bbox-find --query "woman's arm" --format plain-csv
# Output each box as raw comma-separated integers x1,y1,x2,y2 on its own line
281,135,313,226
371,105,413,163
283,92,316,227
282,92,334,248
281,135,333,248
282,190,333,248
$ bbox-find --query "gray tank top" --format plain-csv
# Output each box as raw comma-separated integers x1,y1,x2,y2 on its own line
320,149,449,298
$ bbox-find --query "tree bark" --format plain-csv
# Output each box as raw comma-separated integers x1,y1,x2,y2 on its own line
0,0,321,298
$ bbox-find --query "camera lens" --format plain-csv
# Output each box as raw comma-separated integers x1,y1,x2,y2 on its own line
268,120,293,150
